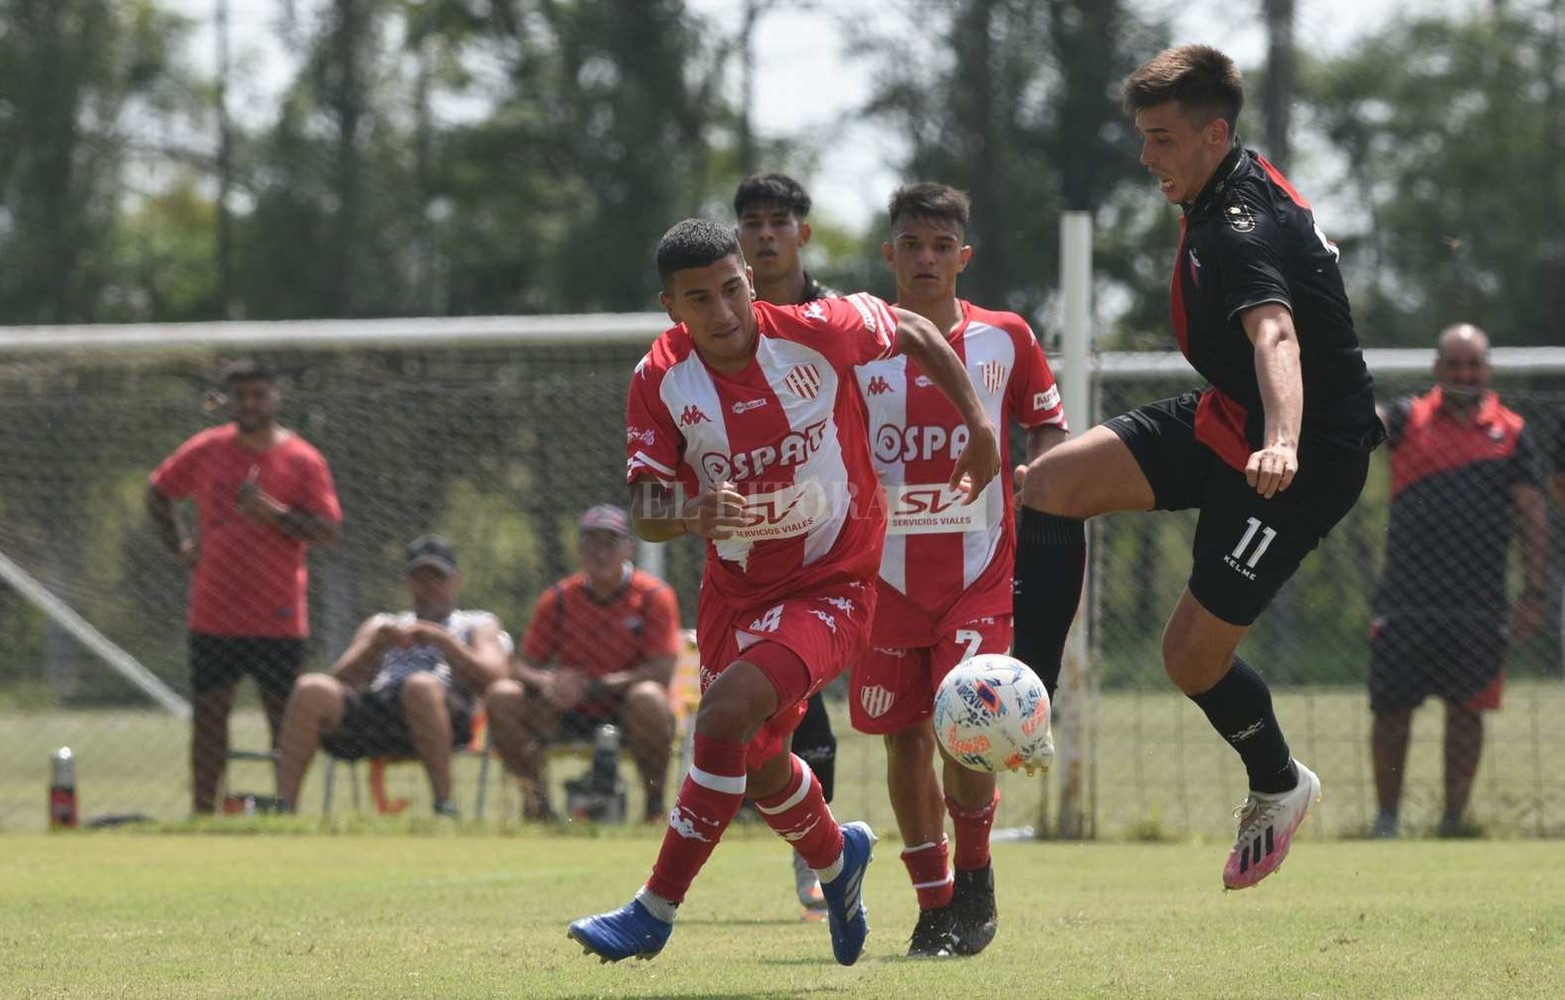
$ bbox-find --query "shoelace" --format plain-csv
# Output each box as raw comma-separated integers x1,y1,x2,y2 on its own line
1232,794,1286,842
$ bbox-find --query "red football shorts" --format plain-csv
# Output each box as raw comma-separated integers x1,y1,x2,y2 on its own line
696,580,875,764
850,609,1013,735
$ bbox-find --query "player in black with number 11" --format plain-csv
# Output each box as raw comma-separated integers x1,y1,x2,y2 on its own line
1014,44,1383,889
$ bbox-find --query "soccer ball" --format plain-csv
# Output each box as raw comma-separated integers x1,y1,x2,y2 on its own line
933,653,1053,774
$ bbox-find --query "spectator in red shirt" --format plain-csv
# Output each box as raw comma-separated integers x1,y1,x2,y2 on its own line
485,505,681,822
146,360,342,814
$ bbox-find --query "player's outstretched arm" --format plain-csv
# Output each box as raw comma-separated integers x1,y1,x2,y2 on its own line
1241,302,1302,499
891,307,1000,502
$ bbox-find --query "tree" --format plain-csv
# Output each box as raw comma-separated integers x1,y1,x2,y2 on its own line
858,0,1163,319
1303,6,1565,345
0,0,190,324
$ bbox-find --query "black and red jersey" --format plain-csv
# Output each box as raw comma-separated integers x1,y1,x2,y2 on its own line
1374,389,1542,615
1171,146,1381,470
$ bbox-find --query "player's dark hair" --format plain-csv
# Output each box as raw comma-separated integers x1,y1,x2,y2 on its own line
1121,44,1244,132
221,358,274,388
887,182,971,235
733,173,812,220
656,218,743,290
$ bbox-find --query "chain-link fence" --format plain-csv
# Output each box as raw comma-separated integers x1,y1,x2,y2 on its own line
1,324,1561,838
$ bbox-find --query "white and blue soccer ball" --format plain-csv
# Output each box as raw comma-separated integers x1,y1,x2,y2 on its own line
933,653,1053,774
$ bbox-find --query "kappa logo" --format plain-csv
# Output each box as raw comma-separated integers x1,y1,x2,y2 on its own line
680,405,711,427
1033,386,1060,413
860,684,895,719
731,398,768,415
866,375,895,396
785,363,823,399
626,426,657,446
803,302,827,322
669,805,718,842
822,596,855,614
980,360,1006,395
749,605,784,633
810,609,838,633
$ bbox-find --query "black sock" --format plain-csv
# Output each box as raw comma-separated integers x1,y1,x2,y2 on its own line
1011,508,1086,700
793,694,837,803
1189,658,1297,794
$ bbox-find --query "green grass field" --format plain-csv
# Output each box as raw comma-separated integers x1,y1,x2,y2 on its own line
5,680,1564,836
4,831,1564,998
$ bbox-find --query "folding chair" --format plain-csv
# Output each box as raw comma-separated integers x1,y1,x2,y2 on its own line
322,704,495,818
322,629,512,819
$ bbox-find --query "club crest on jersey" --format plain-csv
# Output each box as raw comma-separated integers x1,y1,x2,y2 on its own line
785,364,822,399
980,361,1006,394
860,684,895,718
1223,199,1256,233
680,405,711,427
866,375,895,396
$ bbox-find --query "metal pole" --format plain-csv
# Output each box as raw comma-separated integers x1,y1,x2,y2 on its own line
1055,211,1094,839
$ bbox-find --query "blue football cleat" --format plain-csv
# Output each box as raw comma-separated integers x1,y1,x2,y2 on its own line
818,821,877,966
567,898,673,963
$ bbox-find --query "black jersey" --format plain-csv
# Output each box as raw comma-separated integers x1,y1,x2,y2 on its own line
1172,147,1381,470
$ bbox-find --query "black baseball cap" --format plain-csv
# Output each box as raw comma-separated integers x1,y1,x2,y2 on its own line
405,535,458,575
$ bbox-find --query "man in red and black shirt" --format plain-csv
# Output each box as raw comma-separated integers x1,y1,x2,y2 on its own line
486,505,682,822
1370,324,1548,839
147,359,342,814
1018,45,1383,890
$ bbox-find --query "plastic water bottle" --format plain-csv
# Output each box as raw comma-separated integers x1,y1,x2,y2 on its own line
49,747,78,829
590,725,622,794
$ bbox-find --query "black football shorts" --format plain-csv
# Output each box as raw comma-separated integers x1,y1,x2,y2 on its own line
1106,391,1369,626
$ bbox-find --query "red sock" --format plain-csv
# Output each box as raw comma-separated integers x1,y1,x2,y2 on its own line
900,836,953,909
946,788,999,872
753,755,845,870
645,734,747,904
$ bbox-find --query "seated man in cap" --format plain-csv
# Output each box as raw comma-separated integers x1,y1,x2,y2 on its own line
275,536,510,817
486,504,682,821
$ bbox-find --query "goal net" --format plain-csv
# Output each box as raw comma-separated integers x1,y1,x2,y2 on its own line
0,318,1560,837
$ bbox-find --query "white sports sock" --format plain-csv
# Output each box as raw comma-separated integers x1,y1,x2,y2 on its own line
814,850,846,884
635,885,678,923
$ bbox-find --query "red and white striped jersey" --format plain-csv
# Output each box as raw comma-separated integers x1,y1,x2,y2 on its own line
855,300,1065,635
627,294,899,607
